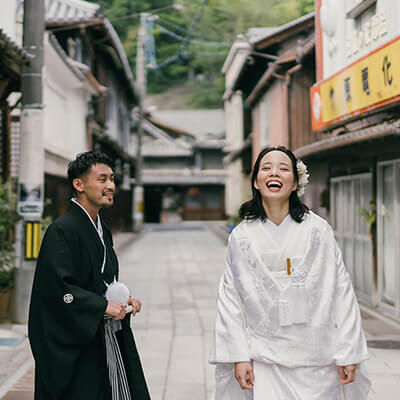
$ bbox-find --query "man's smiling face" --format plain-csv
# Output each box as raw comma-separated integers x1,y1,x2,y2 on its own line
75,163,115,208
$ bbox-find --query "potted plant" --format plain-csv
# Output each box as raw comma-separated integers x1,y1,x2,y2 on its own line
359,201,377,289
0,180,19,318
0,253,15,317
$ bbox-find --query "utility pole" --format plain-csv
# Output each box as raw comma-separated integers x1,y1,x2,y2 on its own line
132,6,183,231
133,12,149,232
14,0,45,323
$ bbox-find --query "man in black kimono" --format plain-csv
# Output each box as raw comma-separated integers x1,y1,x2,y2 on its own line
28,152,151,400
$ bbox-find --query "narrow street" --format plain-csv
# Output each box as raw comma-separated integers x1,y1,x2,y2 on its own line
118,224,225,400
0,224,226,400
2,223,400,399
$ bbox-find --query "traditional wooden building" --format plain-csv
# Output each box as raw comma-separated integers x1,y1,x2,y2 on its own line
12,0,140,231
0,29,30,182
223,13,318,218
298,0,400,321
137,110,226,222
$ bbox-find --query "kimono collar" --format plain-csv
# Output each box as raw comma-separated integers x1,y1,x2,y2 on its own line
70,198,104,245
263,214,293,247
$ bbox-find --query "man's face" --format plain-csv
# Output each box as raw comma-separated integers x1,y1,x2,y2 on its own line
74,163,115,208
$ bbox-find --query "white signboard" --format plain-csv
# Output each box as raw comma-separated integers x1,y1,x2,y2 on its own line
18,182,44,218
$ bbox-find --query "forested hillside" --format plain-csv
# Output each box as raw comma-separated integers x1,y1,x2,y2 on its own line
90,0,314,108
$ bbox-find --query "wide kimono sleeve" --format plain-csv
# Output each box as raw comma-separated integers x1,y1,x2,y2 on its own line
209,235,250,364
28,224,108,397
331,229,371,399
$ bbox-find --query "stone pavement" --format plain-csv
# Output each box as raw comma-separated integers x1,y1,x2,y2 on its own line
1,223,400,399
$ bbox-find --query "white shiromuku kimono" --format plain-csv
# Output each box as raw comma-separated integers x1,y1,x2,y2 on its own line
209,211,370,399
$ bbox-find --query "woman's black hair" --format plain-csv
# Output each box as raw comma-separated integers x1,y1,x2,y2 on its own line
239,145,309,223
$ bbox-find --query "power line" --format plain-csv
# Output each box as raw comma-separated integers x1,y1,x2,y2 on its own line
156,17,236,41
152,0,210,70
155,24,231,47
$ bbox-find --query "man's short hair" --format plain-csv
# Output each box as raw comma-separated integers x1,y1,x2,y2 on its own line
67,151,113,193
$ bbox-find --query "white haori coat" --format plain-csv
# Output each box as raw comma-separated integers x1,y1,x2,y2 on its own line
209,211,370,399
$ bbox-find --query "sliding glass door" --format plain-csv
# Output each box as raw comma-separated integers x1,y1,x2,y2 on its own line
377,160,400,315
330,173,373,304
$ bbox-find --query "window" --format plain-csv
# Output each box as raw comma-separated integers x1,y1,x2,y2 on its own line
346,0,377,20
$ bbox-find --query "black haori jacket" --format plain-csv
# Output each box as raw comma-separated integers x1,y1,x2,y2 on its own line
28,201,151,400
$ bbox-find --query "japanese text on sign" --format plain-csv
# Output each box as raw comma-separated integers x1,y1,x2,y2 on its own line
311,36,400,131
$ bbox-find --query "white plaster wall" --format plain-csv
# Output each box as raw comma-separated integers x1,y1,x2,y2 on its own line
0,0,18,41
225,46,250,90
226,159,243,217
259,91,270,148
224,91,245,217
321,0,400,79
225,91,243,149
43,34,88,176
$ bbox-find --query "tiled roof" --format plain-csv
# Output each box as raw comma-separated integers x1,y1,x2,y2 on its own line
246,27,278,44
17,0,100,24
46,0,100,22
17,0,138,101
150,110,225,138
0,28,31,62
253,12,315,47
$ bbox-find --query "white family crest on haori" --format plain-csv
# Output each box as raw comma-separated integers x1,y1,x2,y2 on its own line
296,159,309,196
63,293,74,304
209,211,371,399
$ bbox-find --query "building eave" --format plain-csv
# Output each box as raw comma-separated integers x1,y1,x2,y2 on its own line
223,133,252,163
221,40,251,74
0,28,32,64
46,17,139,103
142,171,226,185
244,34,315,107
254,12,315,50
294,121,400,158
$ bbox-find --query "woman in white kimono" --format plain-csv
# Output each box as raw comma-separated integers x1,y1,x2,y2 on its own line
209,146,370,399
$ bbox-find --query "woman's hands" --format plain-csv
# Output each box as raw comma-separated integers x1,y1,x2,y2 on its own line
235,362,355,389
235,362,254,390
338,365,356,384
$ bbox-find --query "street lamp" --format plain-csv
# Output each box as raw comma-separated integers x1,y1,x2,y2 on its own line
133,4,183,232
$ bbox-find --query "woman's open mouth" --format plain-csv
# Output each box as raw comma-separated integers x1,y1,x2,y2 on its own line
266,180,282,191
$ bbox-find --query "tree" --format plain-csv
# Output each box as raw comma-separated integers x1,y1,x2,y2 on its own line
89,0,315,108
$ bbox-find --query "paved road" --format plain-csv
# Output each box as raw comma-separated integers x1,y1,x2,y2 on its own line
119,224,224,400
2,223,400,399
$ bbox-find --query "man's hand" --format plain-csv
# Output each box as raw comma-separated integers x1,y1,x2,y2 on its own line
338,365,356,385
105,301,126,320
128,297,142,316
235,362,254,390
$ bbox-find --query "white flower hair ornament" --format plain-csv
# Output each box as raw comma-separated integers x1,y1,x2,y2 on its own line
296,159,309,197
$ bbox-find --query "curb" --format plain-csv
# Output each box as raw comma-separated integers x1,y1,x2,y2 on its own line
0,358,33,399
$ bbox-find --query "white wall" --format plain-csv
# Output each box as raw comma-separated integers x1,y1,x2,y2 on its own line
224,91,246,217
0,0,19,41
258,91,270,148
43,33,89,176
320,0,400,79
